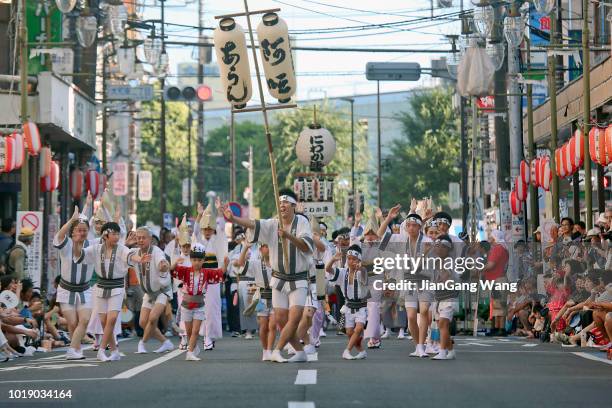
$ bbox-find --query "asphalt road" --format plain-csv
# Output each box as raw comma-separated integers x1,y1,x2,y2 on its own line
0,333,610,408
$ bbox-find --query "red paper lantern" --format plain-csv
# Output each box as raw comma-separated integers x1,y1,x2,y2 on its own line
0,136,15,173
86,169,101,198
10,132,24,170
40,160,60,192
520,160,530,185
589,127,608,166
569,129,584,169
606,125,612,163
539,156,552,191
510,190,522,215
555,147,565,178
561,143,573,176
533,157,541,187
70,169,84,200
39,147,52,177
514,176,528,201
23,121,41,156
530,158,539,187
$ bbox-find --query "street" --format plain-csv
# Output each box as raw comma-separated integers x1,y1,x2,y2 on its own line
0,333,610,408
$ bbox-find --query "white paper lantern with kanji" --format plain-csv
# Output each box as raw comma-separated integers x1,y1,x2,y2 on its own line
10,132,24,170
510,190,522,215
39,147,52,177
23,121,41,156
589,127,609,166
539,156,552,191
295,125,336,171
41,161,60,192
213,18,253,109
0,136,15,173
257,13,296,104
514,176,528,201
86,169,101,198
520,159,530,185
70,169,84,200
569,129,584,169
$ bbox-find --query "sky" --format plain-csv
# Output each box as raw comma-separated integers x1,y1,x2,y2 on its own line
142,0,468,102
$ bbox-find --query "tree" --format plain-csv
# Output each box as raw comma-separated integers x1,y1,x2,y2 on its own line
382,87,460,211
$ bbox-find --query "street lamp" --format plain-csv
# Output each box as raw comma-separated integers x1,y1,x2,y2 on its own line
473,6,494,40
533,0,555,14
503,15,525,48
76,15,98,48
156,51,169,78
108,4,128,40
144,37,162,66
339,97,355,203
55,0,77,13
486,41,505,71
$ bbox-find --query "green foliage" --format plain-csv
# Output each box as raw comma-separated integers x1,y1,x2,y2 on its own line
382,87,460,211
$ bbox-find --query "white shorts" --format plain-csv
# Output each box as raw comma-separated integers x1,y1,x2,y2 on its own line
57,287,93,312
304,283,320,310
404,289,433,309
272,286,307,310
142,292,169,310
344,306,367,329
180,306,205,322
436,300,458,320
94,291,124,313
257,299,274,318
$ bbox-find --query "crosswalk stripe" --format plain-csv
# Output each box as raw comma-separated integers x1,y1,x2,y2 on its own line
288,402,315,408
112,349,184,379
294,369,317,385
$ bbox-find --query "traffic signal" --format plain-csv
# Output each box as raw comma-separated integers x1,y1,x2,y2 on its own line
165,85,212,102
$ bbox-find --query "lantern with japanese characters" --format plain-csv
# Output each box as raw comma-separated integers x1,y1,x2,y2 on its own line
606,125,612,161
0,136,15,173
531,157,540,187
23,121,41,156
10,132,24,170
70,169,84,200
86,169,101,198
213,18,253,109
589,127,609,166
510,190,522,215
514,176,528,201
257,13,296,104
295,125,336,172
40,161,60,192
520,159,530,185
569,129,584,169
39,147,52,178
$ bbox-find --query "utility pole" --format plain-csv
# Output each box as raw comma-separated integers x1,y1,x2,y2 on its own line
248,145,253,216
460,96,468,231
160,0,168,225
376,81,382,209
197,0,206,202
526,38,538,237
492,4,510,194
19,0,29,210
350,99,355,203
230,111,236,202
547,7,560,222
582,0,593,229
187,103,193,210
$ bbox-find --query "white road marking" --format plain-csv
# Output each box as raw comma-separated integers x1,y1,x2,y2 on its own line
0,377,109,384
294,369,317,385
522,343,538,347
572,352,612,366
456,342,493,347
288,402,315,408
307,353,318,362
111,349,184,379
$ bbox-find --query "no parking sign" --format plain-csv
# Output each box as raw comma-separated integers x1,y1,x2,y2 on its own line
16,211,43,289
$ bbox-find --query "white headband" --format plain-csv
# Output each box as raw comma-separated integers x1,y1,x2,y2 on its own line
279,195,297,205
405,216,423,225
347,249,362,260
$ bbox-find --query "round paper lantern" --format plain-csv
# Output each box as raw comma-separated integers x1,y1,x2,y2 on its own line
510,190,522,215
569,129,584,169
0,136,15,173
520,159,530,185
213,18,253,109
23,121,41,156
70,169,84,200
589,127,609,166
555,147,566,178
54,0,77,13
76,15,98,48
257,13,296,104
533,157,541,187
530,158,538,186
39,147,52,177
539,156,552,191
606,125,612,162
295,125,336,171
10,132,24,170
86,169,100,198
561,143,573,177
40,161,60,192
514,176,528,201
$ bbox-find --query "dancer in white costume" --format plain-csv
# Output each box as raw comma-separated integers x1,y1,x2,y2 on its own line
53,207,94,360
192,200,227,350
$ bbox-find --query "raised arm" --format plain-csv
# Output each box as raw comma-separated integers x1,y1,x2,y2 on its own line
376,204,401,238
56,206,80,244
235,242,252,268
224,207,255,230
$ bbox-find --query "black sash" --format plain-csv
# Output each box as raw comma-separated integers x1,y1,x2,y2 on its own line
100,246,118,298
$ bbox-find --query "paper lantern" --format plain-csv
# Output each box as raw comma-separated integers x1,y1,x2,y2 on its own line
76,15,98,48
213,18,253,109
10,132,24,170
520,159,530,185
257,13,296,103
561,143,573,177
539,156,552,191
41,161,60,192
555,147,566,178
533,157,541,187
0,136,15,173
606,125,612,162
86,169,101,198
54,0,77,13
569,129,584,169
510,190,522,215
514,176,528,201
530,158,538,186
39,147,52,177
23,121,41,156
70,169,84,200
295,125,336,171
99,173,108,196
589,127,609,166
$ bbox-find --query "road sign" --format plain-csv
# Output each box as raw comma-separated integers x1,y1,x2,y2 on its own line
483,162,498,195
16,211,43,289
365,62,421,81
138,170,152,201
107,84,154,101
223,202,242,222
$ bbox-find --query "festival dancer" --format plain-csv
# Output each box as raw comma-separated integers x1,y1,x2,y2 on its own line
225,188,314,363
326,245,369,360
